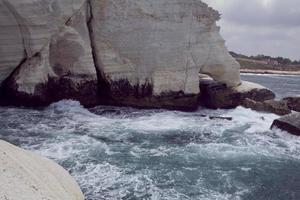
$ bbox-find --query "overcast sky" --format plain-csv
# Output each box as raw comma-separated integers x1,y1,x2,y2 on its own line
202,0,300,61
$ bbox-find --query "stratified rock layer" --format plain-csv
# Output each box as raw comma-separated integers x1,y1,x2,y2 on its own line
0,140,84,200
0,0,241,109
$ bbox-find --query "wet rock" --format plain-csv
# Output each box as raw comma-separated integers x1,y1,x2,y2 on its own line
199,80,275,109
242,98,291,116
208,116,233,121
106,92,199,112
199,114,233,121
283,97,300,112
1,74,99,107
271,112,300,136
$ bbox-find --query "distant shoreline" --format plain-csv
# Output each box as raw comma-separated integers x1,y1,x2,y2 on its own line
240,69,300,75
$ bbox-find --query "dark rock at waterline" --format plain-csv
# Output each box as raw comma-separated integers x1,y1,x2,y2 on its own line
242,98,291,116
0,76,100,107
199,114,232,121
271,112,300,136
0,74,199,111
283,97,300,112
199,79,275,109
242,96,300,116
105,93,199,112
102,79,199,111
208,116,233,121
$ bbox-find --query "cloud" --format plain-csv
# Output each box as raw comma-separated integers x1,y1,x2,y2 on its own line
221,0,300,27
203,0,300,60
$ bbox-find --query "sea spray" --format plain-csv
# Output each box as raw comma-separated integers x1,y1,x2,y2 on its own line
1,100,300,199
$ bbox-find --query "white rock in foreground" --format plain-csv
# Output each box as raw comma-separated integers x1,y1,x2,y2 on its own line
0,140,84,200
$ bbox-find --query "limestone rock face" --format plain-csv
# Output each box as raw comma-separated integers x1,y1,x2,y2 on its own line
0,140,84,200
0,0,98,106
0,0,241,109
89,0,241,107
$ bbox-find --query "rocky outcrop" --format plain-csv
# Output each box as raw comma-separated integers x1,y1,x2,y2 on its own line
283,97,300,112
242,98,291,116
199,80,275,109
0,0,241,109
271,113,300,136
240,95,300,116
0,140,84,200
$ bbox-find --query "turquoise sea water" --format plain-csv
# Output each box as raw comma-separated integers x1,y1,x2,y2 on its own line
0,74,299,200
241,73,300,99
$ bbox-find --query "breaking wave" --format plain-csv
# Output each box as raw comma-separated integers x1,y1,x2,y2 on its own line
1,99,300,200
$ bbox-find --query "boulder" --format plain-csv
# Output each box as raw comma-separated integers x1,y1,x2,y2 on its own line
0,140,84,200
199,80,275,109
271,113,300,136
242,98,291,116
283,97,300,112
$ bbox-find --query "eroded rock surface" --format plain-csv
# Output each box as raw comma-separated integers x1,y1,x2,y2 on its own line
0,140,84,200
199,80,275,109
0,0,241,109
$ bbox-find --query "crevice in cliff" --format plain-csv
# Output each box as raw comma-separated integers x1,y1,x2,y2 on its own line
65,1,87,26
183,9,194,93
86,0,111,97
0,57,27,104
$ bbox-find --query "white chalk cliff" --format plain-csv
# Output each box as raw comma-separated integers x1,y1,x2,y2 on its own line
0,140,84,200
0,0,241,109
0,0,98,106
